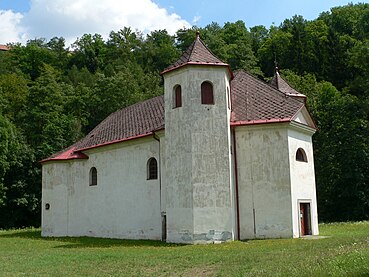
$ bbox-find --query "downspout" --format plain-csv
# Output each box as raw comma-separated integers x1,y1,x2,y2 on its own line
153,132,165,241
153,133,162,213
232,128,241,240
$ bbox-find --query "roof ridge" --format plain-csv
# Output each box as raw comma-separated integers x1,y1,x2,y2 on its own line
186,37,197,62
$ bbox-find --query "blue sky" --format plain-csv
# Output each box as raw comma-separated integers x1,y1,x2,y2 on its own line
0,0,364,45
154,0,364,27
0,0,30,13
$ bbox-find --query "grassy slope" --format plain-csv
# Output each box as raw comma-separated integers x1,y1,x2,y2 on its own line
0,222,368,276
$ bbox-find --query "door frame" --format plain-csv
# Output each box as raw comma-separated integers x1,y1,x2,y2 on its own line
161,212,167,241
298,200,312,236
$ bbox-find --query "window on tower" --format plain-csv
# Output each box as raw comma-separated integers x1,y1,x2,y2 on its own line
296,148,308,162
201,81,214,105
173,85,182,108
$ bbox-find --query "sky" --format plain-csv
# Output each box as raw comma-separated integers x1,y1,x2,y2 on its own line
0,0,365,46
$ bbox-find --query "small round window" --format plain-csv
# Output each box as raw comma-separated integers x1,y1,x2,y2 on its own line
45,203,50,210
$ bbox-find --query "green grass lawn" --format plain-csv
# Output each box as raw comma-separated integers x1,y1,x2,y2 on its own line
0,222,368,276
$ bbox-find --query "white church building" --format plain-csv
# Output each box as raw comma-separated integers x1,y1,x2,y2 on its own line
41,34,319,243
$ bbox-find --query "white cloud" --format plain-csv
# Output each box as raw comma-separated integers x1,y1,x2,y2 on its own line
0,0,191,45
0,10,26,44
192,15,202,25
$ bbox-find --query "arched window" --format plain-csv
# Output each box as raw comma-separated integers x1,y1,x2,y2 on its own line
201,81,214,104
173,85,182,108
147,158,158,180
89,167,97,186
296,148,308,162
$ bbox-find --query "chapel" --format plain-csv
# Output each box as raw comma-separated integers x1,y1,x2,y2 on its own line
41,33,319,243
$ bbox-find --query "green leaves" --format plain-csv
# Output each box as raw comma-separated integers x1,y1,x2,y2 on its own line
71,34,106,73
141,30,179,73
0,114,38,227
25,64,82,160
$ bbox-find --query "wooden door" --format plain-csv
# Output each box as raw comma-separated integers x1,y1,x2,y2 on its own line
300,203,312,236
300,204,306,235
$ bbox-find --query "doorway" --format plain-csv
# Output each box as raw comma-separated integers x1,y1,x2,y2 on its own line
299,203,312,236
161,213,167,241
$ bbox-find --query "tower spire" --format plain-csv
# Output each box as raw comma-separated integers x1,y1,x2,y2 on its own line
274,52,279,74
161,31,232,78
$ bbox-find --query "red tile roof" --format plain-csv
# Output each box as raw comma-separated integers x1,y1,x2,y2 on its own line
270,71,306,101
41,70,309,163
41,37,312,163
0,45,9,51
75,95,164,151
42,95,164,162
231,70,304,125
40,144,89,163
161,32,232,77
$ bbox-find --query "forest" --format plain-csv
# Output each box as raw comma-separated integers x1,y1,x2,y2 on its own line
0,3,368,228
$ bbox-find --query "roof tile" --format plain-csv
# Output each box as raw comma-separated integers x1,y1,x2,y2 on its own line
76,95,164,151
231,70,304,123
43,95,164,162
41,71,307,163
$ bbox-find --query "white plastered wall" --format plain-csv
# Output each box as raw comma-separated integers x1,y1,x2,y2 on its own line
235,124,293,239
42,136,162,240
42,162,70,236
163,66,234,243
288,122,319,237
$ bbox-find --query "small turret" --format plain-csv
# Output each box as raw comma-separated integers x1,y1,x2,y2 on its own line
270,67,307,103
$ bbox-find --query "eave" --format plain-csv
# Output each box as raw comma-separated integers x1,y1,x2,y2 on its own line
160,62,234,80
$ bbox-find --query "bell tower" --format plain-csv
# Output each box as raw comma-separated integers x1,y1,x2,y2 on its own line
161,33,235,243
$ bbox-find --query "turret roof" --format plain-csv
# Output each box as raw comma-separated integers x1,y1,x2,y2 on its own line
270,70,306,101
161,32,231,76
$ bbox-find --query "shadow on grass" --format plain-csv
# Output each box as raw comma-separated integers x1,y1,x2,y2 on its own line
0,229,183,248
